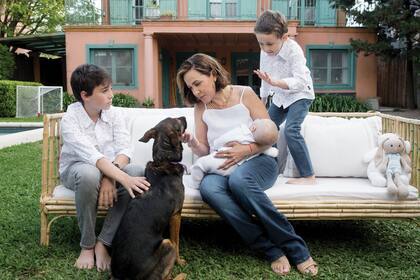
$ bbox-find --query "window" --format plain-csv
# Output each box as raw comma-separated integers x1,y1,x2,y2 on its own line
209,0,237,18
298,0,316,25
308,46,355,90
88,46,137,88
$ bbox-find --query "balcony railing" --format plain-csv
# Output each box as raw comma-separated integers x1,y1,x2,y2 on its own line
272,0,337,27
189,0,256,20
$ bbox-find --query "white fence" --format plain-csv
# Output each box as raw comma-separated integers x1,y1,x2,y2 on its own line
16,86,63,118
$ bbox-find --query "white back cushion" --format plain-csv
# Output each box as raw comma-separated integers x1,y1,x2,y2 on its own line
281,115,381,178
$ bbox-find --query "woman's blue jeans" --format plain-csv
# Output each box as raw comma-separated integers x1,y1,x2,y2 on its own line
200,154,310,265
268,99,314,177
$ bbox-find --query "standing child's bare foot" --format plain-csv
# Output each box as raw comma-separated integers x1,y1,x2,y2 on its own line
271,255,291,276
286,175,316,185
74,248,94,269
95,241,111,272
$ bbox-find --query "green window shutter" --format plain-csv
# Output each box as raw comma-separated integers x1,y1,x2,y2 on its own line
239,0,256,19
316,0,336,26
110,0,133,25
188,0,207,19
271,0,297,20
160,0,177,16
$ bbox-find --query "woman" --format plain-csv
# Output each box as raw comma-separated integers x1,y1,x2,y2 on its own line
177,53,318,276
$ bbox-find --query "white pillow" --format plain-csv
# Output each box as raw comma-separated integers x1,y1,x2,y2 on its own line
280,115,381,178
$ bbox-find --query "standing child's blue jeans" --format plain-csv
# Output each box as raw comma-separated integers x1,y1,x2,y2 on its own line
268,98,314,177
200,154,311,265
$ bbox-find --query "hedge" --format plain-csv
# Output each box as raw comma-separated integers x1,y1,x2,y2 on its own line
0,80,42,117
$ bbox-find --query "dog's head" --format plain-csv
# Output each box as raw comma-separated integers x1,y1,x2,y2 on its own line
139,116,187,163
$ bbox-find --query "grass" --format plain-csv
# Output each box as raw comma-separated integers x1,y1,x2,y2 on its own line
0,142,419,280
0,116,44,122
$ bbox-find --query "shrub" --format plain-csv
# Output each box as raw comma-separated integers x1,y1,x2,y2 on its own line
310,94,370,113
112,93,140,108
0,80,42,117
141,97,155,108
63,91,76,111
0,44,15,80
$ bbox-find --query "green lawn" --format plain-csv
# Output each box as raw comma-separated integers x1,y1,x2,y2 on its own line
0,142,419,280
0,116,44,122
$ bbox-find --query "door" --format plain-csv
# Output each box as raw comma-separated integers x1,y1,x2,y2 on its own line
231,52,261,97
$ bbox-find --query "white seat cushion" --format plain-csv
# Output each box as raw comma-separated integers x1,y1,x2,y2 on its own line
52,175,418,202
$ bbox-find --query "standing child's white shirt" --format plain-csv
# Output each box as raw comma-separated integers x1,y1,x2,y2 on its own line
259,38,315,109
59,102,132,176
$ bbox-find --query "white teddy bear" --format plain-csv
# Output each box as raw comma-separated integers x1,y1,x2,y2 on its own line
363,133,412,199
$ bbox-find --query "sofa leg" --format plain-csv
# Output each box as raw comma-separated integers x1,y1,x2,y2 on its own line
169,212,186,266
40,210,49,246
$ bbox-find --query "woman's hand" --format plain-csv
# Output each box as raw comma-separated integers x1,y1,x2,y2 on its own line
215,141,249,170
182,131,199,148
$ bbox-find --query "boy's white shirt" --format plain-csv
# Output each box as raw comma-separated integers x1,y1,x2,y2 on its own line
259,38,315,108
59,102,132,176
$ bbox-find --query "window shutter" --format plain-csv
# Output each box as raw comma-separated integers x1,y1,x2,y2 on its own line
316,0,336,26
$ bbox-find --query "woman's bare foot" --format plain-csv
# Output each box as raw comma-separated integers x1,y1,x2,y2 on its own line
95,241,111,272
297,257,318,276
286,175,316,185
271,255,291,276
74,248,94,269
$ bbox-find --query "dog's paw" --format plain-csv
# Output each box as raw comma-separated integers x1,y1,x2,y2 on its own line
176,257,187,266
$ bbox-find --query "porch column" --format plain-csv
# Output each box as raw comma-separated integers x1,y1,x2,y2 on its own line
143,33,158,104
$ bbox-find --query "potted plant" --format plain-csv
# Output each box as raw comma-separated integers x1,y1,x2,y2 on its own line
145,0,159,18
160,10,175,20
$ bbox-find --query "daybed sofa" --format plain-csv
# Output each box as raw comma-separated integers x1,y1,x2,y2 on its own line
40,107,420,246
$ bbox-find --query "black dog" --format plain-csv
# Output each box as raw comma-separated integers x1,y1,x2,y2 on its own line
111,117,187,280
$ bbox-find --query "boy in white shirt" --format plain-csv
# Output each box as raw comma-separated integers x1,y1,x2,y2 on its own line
60,64,150,271
254,10,316,186
189,118,278,189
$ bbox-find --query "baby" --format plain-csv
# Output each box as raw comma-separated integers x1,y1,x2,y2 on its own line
190,118,278,189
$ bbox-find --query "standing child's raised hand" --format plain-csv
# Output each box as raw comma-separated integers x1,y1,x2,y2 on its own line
254,69,275,86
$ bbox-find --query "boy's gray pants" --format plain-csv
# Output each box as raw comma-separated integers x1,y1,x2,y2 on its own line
61,162,144,249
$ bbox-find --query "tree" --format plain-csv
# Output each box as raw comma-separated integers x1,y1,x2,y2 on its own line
331,0,420,108
0,0,64,38
0,44,15,79
65,0,101,25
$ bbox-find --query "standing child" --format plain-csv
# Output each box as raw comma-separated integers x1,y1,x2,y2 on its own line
60,64,150,271
254,10,316,185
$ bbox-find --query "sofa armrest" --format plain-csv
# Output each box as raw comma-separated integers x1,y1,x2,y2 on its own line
41,113,64,199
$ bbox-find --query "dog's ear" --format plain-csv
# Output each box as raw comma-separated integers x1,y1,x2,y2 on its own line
139,128,157,143
178,116,187,132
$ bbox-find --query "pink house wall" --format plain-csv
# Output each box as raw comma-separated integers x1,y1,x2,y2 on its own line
65,27,146,102
296,27,377,100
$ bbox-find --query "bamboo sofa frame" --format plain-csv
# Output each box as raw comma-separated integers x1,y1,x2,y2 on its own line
40,112,420,246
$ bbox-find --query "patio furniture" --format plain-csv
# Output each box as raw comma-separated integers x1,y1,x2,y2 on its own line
40,108,420,246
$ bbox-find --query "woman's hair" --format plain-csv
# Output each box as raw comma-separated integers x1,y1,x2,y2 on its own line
176,53,230,105
254,10,288,38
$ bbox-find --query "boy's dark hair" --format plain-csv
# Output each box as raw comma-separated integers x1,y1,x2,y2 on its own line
70,64,111,103
254,10,288,38
176,53,230,105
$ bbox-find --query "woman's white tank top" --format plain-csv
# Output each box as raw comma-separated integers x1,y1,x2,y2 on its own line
203,86,253,152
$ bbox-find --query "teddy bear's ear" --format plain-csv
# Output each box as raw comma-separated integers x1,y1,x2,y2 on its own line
374,143,385,167
404,140,411,154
